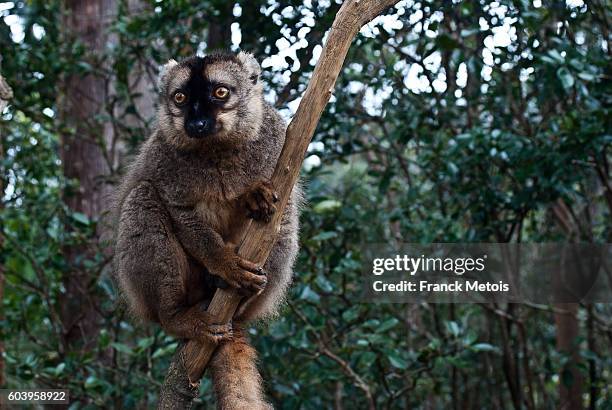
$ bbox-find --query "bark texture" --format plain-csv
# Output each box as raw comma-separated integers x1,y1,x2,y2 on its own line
158,344,200,410
59,0,116,349
207,1,234,50
554,303,583,410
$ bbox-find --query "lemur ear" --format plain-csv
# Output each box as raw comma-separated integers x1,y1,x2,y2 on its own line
158,59,178,91
237,51,261,84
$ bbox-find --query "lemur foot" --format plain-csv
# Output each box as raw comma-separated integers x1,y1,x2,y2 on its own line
201,321,234,344
211,245,267,295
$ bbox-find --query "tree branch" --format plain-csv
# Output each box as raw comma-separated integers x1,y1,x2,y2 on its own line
158,0,398,407
0,74,13,112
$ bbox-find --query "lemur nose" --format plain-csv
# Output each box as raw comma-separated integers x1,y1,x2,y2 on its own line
186,118,211,138
194,119,208,133
185,117,215,138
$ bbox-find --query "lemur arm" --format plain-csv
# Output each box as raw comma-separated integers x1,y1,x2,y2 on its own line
168,205,225,266
168,206,266,294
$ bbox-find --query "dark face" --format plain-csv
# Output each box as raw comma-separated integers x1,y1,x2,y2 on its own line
171,57,233,139
159,52,263,147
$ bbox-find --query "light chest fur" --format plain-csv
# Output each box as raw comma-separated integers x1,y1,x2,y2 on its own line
184,148,264,242
195,194,249,243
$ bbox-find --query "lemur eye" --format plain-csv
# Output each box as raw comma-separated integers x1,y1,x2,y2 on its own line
173,91,187,105
213,86,230,100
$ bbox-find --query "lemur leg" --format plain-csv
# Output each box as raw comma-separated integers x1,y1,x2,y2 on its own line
117,181,232,344
155,236,233,344
158,301,233,345
209,325,272,410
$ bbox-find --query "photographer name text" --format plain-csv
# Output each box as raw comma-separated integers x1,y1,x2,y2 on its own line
371,255,510,293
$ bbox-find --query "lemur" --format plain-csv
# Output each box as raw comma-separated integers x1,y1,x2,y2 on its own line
114,52,300,409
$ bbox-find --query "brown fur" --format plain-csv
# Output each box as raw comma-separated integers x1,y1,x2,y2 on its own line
210,326,272,410
113,52,300,408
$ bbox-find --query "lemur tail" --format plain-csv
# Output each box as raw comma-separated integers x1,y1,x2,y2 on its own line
209,325,272,410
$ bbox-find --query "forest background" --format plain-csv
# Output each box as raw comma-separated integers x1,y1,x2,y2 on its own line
0,0,610,408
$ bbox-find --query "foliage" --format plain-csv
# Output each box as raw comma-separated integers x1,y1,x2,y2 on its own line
1,0,610,409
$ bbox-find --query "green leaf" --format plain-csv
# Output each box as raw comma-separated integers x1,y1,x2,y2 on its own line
547,49,565,63
342,307,360,322
76,61,93,73
577,72,596,82
299,285,320,302
84,375,102,389
557,67,575,89
388,352,408,369
53,363,66,376
470,343,498,353
310,231,337,241
315,275,334,292
377,318,399,333
460,29,480,38
98,329,110,348
137,337,154,350
446,321,461,337
111,342,133,355
363,319,380,329
71,212,90,225
313,199,341,213
359,352,377,368
152,342,178,359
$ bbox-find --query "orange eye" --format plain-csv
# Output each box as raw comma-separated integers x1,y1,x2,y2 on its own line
213,86,230,99
173,92,187,105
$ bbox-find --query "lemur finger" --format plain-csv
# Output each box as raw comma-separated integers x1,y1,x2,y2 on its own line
244,271,267,287
208,323,232,334
257,179,274,192
238,271,267,293
204,322,233,343
236,256,262,273
256,188,277,210
251,209,273,223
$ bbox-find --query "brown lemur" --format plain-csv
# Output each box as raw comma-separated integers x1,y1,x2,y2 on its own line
114,52,300,409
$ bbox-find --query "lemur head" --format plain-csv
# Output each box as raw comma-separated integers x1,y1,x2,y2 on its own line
157,52,264,148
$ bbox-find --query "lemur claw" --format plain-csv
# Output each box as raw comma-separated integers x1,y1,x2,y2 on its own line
204,322,233,344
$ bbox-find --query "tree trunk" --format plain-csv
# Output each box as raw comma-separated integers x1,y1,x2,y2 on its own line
550,202,584,410
207,1,234,50
59,0,116,350
554,303,583,410
0,70,14,387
